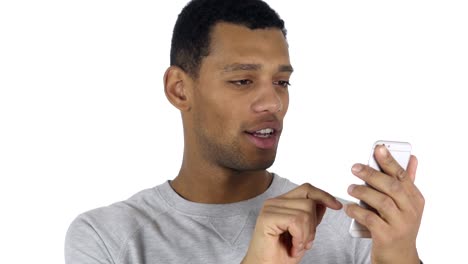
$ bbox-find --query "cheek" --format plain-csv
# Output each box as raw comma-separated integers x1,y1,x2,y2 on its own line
194,92,241,133
212,101,242,132
280,91,290,114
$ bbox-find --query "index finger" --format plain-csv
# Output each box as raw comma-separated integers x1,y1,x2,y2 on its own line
279,183,343,210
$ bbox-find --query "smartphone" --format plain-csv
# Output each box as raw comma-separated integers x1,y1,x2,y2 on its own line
349,140,412,238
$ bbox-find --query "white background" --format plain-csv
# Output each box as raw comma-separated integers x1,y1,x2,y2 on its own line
1,0,467,263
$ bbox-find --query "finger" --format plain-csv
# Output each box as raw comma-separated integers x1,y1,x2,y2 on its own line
258,209,305,256
260,206,316,256
305,240,313,250
265,198,317,212
351,164,413,211
406,155,418,183
279,183,342,210
344,202,389,239
347,184,399,222
315,203,326,226
374,145,410,181
265,198,327,226
394,155,423,203
373,147,422,203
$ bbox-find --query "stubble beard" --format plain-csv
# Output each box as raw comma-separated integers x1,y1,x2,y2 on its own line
194,126,278,172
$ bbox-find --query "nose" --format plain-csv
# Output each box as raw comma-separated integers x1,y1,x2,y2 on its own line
251,84,283,114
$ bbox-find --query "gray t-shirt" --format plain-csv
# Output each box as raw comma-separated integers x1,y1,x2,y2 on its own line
65,174,371,263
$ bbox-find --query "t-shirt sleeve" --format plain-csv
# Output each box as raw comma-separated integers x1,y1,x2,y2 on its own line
65,215,114,264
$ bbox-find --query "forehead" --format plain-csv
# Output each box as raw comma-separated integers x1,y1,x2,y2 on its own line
205,22,290,67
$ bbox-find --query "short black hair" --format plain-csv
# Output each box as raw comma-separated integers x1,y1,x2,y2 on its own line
170,0,286,78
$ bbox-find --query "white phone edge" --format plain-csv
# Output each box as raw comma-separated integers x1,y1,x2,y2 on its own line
348,140,412,238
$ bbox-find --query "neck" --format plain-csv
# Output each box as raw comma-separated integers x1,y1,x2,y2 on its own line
170,159,273,204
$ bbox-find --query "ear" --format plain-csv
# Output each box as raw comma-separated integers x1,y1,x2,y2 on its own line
163,66,192,111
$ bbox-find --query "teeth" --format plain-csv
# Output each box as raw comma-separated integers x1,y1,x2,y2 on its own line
255,128,274,135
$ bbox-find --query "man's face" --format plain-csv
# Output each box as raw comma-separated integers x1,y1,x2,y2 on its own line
189,22,292,172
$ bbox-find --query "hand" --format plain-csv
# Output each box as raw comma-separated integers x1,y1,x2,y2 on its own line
241,183,343,264
345,145,425,264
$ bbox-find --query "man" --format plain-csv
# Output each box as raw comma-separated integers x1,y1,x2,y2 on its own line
65,0,425,263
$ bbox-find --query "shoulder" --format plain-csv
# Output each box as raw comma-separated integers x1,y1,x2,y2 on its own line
75,186,167,233
65,186,168,263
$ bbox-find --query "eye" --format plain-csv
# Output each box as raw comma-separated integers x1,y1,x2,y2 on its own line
274,80,291,88
229,79,253,86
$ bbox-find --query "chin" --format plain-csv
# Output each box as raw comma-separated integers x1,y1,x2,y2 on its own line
244,155,276,171
221,154,276,172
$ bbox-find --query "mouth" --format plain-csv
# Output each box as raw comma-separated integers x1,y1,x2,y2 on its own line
247,128,276,138
244,123,281,149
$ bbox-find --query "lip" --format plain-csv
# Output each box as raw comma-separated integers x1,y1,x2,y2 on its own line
244,120,282,149
245,132,279,149
245,121,282,134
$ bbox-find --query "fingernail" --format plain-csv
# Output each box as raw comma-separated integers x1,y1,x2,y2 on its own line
352,164,363,173
347,184,356,194
379,145,388,157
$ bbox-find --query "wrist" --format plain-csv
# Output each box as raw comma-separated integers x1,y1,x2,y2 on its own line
372,249,420,264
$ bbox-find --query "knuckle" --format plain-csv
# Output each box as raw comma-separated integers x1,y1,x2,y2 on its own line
412,193,425,216
410,188,425,210
413,184,425,203
379,196,395,211
419,194,426,208
367,167,377,179
301,182,314,190
360,167,374,181
308,230,316,243
364,212,378,227
417,191,425,205
395,167,407,179
385,155,396,165
389,179,403,193
381,155,392,165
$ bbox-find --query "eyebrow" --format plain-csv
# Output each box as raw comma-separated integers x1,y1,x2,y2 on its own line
222,63,294,73
278,64,294,73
